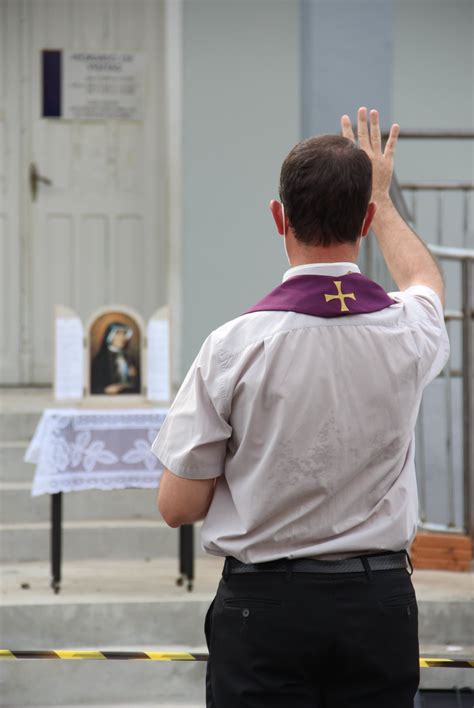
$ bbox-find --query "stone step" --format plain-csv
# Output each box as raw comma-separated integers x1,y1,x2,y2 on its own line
0,647,207,706
418,643,474,691
2,560,473,648
2,653,473,707
29,705,204,708
1,559,220,647
1,559,473,704
23,705,204,708
0,484,159,523
0,388,56,443
0,520,205,563
0,442,34,482
1,557,212,705
2,662,472,707
24,705,204,708
0,410,42,443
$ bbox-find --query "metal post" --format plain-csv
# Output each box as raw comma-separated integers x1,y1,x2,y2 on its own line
444,321,456,527
462,259,474,538
176,524,194,592
462,190,469,250
436,192,443,246
51,492,62,594
416,399,428,524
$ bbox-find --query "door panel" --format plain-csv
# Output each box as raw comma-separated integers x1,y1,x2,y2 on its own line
0,0,21,384
76,215,108,314
27,0,165,383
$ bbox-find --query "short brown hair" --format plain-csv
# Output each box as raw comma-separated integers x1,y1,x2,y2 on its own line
279,135,372,246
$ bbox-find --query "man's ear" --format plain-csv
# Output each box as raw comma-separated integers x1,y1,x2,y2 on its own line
270,199,286,236
360,202,377,237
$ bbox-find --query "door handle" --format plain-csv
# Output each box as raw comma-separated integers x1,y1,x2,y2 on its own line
29,162,52,202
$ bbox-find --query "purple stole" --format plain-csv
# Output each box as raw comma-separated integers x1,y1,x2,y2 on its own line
245,273,396,318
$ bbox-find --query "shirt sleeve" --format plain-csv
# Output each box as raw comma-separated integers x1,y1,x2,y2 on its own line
389,285,450,387
150,334,232,480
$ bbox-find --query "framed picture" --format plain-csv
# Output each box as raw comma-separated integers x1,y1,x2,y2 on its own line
54,303,171,405
87,307,143,397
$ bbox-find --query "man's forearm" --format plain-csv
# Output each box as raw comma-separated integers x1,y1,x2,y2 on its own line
158,469,217,528
371,196,445,304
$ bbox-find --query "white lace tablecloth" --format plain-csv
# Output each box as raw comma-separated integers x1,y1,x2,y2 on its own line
26,408,168,496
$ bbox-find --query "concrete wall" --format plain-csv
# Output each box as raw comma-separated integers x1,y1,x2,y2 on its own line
393,0,474,185
180,0,300,375
301,0,473,249
301,0,393,137
392,0,474,269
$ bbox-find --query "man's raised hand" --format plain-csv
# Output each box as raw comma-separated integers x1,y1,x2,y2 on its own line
341,107,400,203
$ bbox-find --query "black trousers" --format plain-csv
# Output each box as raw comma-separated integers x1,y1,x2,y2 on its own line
205,561,419,708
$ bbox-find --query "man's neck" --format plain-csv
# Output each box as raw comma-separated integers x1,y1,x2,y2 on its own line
288,246,359,267
285,230,360,266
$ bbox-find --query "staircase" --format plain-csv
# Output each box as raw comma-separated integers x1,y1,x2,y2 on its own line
1,388,473,707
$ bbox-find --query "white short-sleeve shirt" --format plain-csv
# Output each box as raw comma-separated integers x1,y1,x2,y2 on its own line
152,263,450,563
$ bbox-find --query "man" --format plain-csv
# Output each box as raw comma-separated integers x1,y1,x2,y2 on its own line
152,108,449,707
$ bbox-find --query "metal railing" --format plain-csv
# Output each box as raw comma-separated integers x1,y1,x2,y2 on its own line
421,245,474,538
401,183,472,250
370,131,474,538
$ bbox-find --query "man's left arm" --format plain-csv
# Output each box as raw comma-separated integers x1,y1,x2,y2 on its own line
151,334,231,528
158,469,217,528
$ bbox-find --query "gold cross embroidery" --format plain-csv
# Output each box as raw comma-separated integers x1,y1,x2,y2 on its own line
324,280,356,313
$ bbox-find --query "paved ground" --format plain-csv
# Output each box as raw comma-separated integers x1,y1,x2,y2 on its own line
0,557,222,605
2,556,473,661
1,557,473,605
0,386,158,413
2,558,474,704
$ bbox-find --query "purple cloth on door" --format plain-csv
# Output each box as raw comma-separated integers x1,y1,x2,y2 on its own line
245,274,396,318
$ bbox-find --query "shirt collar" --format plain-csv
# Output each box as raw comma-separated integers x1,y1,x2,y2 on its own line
282,262,361,282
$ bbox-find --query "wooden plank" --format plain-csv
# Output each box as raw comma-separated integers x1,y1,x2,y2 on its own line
412,532,472,550
411,547,472,561
412,551,472,565
411,531,473,571
412,558,470,571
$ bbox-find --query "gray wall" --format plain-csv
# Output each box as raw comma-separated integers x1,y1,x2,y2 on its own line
392,0,474,271
180,0,300,375
301,0,394,137
301,0,473,249
393,0,474,186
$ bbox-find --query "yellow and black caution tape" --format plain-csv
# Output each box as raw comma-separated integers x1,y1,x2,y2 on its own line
419,657,474,669
0,650,206,662
1,650,474,668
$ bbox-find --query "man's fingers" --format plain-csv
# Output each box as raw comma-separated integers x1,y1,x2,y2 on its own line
384,123,400,157
341,114,355,142
369,110,382,152
357,107,371,151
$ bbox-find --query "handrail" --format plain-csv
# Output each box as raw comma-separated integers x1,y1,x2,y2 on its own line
381,130,474,140
428,245,474,261
381,175,474,538
400,182,474,191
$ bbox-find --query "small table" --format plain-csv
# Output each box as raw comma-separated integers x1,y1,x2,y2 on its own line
25,407,195,593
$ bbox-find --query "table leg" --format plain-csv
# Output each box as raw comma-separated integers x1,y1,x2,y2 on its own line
51,492,62,594
176,524,194,592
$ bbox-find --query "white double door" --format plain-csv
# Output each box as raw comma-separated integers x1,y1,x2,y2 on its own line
0,0,167,384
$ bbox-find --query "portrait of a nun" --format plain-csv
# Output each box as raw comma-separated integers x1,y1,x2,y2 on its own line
90,321,141,395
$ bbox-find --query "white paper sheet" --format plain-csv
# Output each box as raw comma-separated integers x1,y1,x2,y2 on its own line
147,318,170,402
62,52,144,120
55,317,84,400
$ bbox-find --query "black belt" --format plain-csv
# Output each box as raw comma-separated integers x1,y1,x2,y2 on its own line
224,551,410,575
